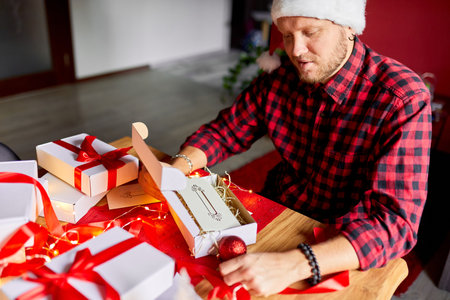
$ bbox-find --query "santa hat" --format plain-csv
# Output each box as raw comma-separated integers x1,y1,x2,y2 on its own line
257,0,366,73
271,0,366,35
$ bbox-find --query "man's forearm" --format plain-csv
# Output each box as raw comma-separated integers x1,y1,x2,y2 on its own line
171,146,208,175
310,234,360,276
281,234,360,286
220,233,360,296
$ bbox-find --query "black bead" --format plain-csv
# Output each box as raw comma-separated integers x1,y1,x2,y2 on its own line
297,242,321,286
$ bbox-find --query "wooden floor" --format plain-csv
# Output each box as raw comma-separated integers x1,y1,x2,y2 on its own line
0,50,274,174
0,51,448,300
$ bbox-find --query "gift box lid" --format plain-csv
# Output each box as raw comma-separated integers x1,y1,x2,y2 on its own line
0,160,38,178
36,133,139,197
37,133,138,176
132,122,186,193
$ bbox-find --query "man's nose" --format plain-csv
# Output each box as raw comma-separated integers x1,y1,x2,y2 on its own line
292,37,308,57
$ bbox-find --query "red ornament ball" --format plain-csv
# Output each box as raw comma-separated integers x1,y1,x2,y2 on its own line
218,236,247,260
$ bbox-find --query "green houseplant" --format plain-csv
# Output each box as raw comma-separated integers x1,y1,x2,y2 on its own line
221,44,285,103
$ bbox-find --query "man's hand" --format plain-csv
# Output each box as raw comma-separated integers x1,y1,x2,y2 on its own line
218,234,360,297
219,250,309,296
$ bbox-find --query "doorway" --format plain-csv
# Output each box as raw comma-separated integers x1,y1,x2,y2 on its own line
0,0,75,98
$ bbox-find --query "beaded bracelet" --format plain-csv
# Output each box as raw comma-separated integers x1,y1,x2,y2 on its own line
173,154,193,174
297,242,321,285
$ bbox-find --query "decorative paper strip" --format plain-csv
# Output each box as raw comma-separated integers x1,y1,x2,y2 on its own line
176,177,241,232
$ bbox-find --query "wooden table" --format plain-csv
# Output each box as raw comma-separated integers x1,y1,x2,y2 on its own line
109,137,408,300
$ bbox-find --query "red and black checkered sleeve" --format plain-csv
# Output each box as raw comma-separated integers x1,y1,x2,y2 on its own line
181,76,268,166
341,87,432,270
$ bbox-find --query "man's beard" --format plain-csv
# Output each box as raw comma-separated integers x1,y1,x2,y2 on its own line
296,30,349,84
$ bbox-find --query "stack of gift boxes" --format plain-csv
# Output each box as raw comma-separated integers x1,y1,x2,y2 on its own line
35,133,139,223
0,133,183,299
1,125,257,299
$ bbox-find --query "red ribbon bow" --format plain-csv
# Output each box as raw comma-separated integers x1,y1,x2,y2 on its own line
17,237,141,300
53,135,132,192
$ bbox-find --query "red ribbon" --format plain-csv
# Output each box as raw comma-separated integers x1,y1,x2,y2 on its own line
0,172,64,278
0,172,63,237
17,237,141,300
53,135,132,192
176,260,251,300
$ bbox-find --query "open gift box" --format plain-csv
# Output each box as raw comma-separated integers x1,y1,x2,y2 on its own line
131,122,257,258
36,134,139,197
0,227,175,300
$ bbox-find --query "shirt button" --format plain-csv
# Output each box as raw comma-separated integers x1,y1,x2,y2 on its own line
320,112,327,117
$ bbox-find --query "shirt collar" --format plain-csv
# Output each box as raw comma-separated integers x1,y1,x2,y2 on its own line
323,37,365,105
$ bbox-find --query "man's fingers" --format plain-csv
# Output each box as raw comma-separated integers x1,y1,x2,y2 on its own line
222,267,247,286
218,254,246,275
219,255,256,286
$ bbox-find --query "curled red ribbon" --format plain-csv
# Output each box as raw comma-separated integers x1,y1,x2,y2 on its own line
17,237,141,300
53,135,132,192
0,172,64,278
176,260,251,300
0,172,63,237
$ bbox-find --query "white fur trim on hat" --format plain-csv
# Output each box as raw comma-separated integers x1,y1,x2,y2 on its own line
256,51,281,73
271,0,366,35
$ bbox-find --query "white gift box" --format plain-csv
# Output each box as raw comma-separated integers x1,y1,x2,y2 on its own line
39,173,106,223
156,272,201,300
131,122,257,258
162,173,257,258
36,133,139,197
1,227,175,300
0,160,39,248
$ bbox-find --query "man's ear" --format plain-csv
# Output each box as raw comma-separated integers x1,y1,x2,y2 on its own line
348,26,356,36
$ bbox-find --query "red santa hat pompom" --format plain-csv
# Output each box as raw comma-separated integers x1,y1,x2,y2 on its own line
256,24,284,73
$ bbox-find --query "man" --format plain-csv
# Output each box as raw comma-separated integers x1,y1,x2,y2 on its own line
170,0,432,296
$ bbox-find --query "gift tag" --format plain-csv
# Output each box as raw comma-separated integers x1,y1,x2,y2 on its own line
177,178,240,232
107,183,160,209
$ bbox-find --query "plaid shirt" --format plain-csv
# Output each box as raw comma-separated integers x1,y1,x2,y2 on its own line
183,38,432,270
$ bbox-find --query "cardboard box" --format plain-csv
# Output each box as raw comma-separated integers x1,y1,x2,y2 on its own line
36,133,139,197
1,227,175,300
39,173,106,223
131,122,257,258
163,175,257,258
0,161,39,248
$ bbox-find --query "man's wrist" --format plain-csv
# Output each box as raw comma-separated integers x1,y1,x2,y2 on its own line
297,243,321,285
172,154,193,174
171,156,191,175
286,249,312,282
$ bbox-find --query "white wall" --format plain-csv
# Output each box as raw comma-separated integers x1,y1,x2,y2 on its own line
69,0,232,79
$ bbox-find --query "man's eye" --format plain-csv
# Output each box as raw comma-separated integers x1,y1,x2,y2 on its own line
283,34,293,40
304,30,319,37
